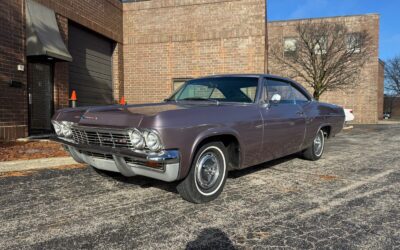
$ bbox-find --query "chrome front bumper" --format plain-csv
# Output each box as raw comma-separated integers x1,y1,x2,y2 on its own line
53,137,180,182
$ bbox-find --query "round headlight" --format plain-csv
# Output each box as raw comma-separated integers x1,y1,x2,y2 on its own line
61,121,73,138
52,121,62,136
145,131,162,151
128,129,145,149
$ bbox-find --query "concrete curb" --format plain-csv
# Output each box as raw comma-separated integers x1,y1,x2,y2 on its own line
343,126,354,130
0,157,78,173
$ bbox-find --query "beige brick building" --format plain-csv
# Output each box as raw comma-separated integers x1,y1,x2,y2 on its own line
0,0,384,141
267,14,384,124
122,0,266,104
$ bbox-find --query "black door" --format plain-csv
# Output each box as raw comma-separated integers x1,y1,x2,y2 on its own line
68,23,113,106
27,62,54,134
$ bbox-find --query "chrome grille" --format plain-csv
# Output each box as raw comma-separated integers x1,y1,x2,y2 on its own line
71,126,133,149
79,150,113,160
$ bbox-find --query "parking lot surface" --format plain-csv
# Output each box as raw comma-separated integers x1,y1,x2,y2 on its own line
0,125,399,249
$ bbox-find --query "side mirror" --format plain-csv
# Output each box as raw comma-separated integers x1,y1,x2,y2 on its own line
270,93,282,104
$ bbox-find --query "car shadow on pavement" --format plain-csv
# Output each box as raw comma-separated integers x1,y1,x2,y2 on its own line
90,154,299,195
228,154,298,179
91,167,179,194
185,228,236,249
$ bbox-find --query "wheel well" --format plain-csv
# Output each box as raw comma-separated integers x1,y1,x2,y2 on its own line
195,135,240,170
320,126,331,138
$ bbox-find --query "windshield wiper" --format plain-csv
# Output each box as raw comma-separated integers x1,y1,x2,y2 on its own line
180,97,220,104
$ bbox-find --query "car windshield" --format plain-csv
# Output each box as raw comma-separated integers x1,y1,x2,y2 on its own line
168,77,259,103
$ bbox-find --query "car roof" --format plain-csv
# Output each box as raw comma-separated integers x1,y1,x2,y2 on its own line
193,74,293,82
191,74,313,100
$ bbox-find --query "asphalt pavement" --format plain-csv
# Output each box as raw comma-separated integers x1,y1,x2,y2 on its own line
0,125,399,249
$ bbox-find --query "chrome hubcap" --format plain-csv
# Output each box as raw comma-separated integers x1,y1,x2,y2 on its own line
196,152,220,189
314,130,324,156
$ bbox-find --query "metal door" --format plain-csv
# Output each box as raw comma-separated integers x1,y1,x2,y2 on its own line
68,23,113,106
27,62,54,133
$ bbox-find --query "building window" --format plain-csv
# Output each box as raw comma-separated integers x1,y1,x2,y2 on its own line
347,33,362,53
283,37,297,57
314,36,327,55
172,78,192,92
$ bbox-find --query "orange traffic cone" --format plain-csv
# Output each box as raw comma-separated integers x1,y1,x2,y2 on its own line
119,96,126,105
70,90,77,108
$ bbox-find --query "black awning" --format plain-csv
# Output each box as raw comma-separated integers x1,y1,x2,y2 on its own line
26,0,72,62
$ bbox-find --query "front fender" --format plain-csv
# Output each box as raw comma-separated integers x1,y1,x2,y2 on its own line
179,127,243,179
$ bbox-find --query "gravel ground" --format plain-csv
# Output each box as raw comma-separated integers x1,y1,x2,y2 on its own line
0,141,68,162
0,125,399,249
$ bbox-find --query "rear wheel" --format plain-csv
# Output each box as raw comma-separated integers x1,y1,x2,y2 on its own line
302,129,325,161
177,142,228,203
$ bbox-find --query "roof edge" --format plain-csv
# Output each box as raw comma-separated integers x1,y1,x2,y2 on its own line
268,13,380,24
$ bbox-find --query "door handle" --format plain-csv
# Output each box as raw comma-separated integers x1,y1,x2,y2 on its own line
296,111,304,115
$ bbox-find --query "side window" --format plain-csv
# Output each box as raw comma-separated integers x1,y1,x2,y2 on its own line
291,86,309,104
265,79,294,104
210,88,225,99
240,86,257,102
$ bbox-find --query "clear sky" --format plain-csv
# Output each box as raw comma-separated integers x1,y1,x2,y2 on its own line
268,0,400,61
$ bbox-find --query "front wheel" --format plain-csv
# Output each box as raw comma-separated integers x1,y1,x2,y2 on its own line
177,142,228,203
302,129,325,161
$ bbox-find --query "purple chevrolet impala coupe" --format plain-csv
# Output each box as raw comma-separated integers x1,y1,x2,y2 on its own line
52,75,345,203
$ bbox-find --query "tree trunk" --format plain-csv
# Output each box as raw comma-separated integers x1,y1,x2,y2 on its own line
313,91,320,101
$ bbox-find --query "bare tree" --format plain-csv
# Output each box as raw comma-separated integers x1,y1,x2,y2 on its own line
385,55,400,96
270,21,372,100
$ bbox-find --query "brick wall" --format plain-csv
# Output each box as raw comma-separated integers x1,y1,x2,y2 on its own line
0,0,123,141
112,42,124,102
377,60,385,120
54,14,69,110
32,0,123,42
0,0,27,141
268,14,381,124
384,96,400,118
122,0,266,103
33,0,124,107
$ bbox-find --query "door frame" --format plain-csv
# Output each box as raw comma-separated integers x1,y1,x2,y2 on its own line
27,60,55,135
260,77,307,159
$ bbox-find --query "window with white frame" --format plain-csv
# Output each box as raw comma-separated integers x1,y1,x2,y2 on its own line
346,33,362,53
314,36,327,55
283,37,297,57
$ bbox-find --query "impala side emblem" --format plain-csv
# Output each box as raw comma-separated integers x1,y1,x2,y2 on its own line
81,115,98,120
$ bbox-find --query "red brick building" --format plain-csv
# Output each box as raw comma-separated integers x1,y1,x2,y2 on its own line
0,0,383,141
0,0,123,140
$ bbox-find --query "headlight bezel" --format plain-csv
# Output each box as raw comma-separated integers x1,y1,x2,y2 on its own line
143,130,163,152
51,120,62,136
128,129,163,152
128,129,145,149
61,121,74,138
52,120,74,138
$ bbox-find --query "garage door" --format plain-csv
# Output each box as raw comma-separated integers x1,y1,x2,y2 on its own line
68,24,113,106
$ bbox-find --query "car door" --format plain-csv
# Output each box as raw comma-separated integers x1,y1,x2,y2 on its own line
259,78,307,161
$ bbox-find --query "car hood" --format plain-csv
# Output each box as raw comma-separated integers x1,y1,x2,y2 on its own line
54,103,188,128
